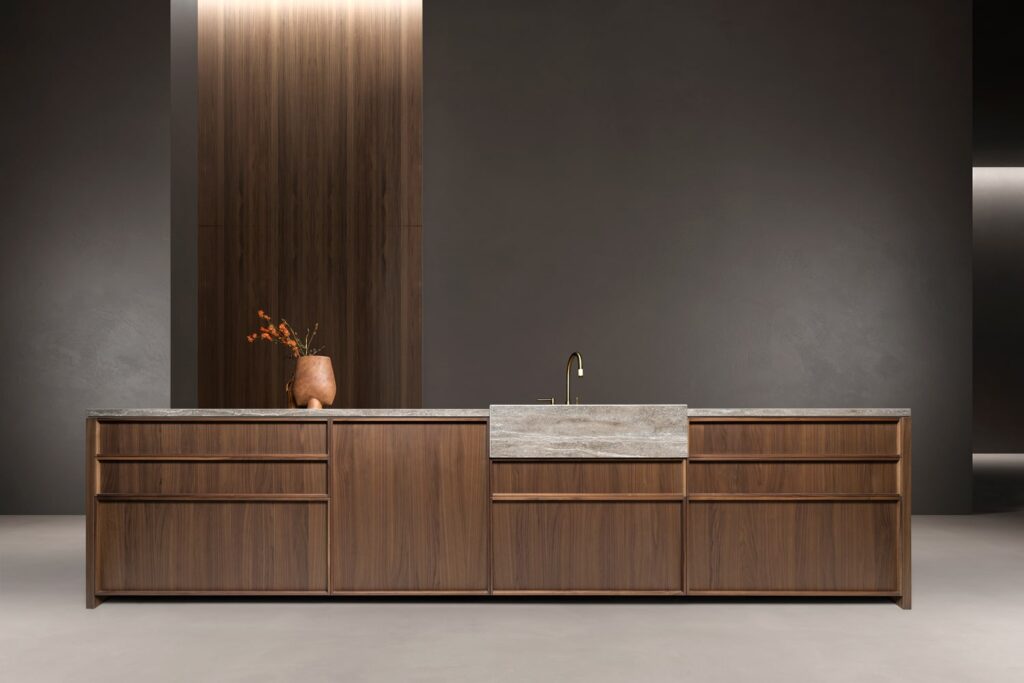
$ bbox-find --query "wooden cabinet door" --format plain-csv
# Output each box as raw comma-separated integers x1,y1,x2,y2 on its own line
687,500,899,593
492,501,683,593
331,422,489,592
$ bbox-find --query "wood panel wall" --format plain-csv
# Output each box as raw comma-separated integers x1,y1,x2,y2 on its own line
197,0,422,408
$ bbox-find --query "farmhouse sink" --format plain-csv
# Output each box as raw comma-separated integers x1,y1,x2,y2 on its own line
487,404,688,459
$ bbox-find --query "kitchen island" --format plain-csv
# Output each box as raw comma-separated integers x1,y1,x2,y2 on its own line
85,407,910,608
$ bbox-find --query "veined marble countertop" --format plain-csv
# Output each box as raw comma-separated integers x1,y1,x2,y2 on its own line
688,408,910,417
88,408,490,418
488,404,688,459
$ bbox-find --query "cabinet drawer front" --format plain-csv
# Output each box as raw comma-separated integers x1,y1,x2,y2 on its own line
492,461,683,495
99,461,327,495
492,502,682,592
688,462,897,495
96,501,327,592
98,422,327,455
689,420,898,458
687,501,898,592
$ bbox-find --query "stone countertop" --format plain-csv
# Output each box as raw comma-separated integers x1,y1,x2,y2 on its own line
88,408,490,418
688,408,910,417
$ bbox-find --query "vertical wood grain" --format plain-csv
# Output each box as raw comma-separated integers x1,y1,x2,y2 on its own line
331,421,489,592
197,0,422,408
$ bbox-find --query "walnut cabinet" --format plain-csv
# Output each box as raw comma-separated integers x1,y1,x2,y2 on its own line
86,415,910,608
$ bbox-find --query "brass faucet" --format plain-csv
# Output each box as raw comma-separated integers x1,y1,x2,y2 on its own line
565,351,583,405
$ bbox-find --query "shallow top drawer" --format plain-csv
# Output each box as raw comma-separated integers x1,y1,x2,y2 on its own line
492,461,683,495
99,460,327,495
689,420,899,458
687,461,898,495
98,421,327,456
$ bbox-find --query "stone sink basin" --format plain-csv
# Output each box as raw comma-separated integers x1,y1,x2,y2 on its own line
488,404,688,459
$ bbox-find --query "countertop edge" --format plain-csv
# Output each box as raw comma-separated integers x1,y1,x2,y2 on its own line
87,408,491,418
688,408,911,417
89,407,910,418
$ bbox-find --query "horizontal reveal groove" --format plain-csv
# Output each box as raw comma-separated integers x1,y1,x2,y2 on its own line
329,418,489,424
96,454,329,462
96,418,329,424
329,591,490,596
689,418,901,423
688,494,901,502
492,493,685,502
492,590,684,596
96,494,328,502
95,590,329,597
687,590,902,597
689,455,900,462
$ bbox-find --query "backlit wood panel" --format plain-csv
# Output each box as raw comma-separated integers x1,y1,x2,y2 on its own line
198,0,422,408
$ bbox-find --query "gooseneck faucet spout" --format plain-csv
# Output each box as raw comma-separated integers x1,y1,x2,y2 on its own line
565,352,584,405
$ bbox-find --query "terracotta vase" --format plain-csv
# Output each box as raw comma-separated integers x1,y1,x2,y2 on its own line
290,355,336,409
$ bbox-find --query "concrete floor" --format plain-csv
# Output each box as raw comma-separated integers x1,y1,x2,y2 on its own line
1,512,1022,683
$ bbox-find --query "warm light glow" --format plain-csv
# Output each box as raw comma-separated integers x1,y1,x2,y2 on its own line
973,167,1024,187
206,0,419,8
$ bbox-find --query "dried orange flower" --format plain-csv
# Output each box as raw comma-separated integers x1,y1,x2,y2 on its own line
247,309,325,359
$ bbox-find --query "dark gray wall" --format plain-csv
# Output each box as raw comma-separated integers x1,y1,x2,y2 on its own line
974,168,1024,452
171,0,198,408
0,1,170,513
423,0,973,513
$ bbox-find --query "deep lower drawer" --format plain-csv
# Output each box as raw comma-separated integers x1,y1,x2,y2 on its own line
687,500,899,593
96,501,328,592
98,461,327,495
492,501,682,593
687,461,897,495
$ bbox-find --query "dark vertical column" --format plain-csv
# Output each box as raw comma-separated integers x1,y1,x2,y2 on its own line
171,0,198,408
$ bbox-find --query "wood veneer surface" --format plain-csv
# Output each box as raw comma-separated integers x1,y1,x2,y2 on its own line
96,501,327,591
331,422,488,592
492,502,682,592
690,420,898,456
99,421,326,455
197,0,422,409
99,461,326,495
688,461,897,495
491,461,683,494
687,500,898,592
